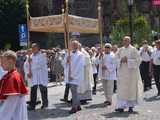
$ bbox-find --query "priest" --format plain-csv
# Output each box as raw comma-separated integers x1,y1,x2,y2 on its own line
64,40,85,114
115,36,143,113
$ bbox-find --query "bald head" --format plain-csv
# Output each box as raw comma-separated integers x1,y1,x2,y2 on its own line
123,36,131,47
71,40,79,50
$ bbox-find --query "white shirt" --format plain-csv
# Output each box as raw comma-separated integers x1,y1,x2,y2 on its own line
91,56,98,74
100,52,117,80
64,51,85,86
151,49,160,65
139,46,152,62
31,52,48,86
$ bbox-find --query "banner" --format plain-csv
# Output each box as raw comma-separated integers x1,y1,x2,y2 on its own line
18,24,28,46
29,14,99,33
152,0,160,5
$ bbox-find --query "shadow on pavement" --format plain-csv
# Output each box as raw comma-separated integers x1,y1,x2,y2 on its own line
54,102,70,108
144,95,160,102
28,103,71,120
101,111,139,118
28,108,70,120
84,103,106,109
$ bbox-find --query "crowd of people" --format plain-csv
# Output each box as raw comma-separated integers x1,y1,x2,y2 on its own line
0,35,160,119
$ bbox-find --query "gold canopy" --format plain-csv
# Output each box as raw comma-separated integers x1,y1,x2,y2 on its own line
29,14,99,33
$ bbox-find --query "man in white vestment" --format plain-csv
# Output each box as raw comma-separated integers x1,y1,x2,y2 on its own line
101,43,117,106
27,43,48,110
115,36,143,113
78,46,92,104
64,40,85,114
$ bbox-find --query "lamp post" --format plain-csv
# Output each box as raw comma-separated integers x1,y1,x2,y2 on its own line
128,0,133,41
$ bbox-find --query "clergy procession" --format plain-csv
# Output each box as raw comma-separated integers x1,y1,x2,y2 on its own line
0,35,160,120
0,0,160,120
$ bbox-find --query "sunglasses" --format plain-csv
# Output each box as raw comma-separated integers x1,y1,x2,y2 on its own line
105,46,111,48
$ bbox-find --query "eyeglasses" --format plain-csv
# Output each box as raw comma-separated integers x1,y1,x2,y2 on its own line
105,46,111,48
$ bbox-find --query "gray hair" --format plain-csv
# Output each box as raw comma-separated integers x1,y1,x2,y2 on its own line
3,50,17,61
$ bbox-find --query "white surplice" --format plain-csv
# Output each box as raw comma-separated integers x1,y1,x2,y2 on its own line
64,51,85,86
31,52,48,87
100,52,117,81
0,66,6,80
78,49,92,100
0,95,28,120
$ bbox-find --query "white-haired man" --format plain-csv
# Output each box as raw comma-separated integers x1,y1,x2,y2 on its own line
64,40,85,114
115,36,143,112
99,43,117,105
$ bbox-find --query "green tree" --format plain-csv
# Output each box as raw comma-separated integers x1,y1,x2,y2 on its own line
110,16,152,47
0,0,27,50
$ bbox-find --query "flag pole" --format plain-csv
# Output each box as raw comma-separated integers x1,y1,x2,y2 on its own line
26,1,30,48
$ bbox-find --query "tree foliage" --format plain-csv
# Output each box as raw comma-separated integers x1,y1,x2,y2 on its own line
110,16,152,46
0,0,27,50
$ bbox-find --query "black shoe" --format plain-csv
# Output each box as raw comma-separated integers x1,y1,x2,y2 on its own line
77,106,82,111
69,108,77,114
104,101,112,106
26,101,31,104
115,108,124,113
41,105,48,109
92,90,96,95
157,92,160,96
36,100,41,105
80,100,87,105
27,101,41,105
27,106,35,111
60,98,68,102
128,107,134,113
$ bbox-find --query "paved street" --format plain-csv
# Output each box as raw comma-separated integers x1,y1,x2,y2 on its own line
28,82,160,120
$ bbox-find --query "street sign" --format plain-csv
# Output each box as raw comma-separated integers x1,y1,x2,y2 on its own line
18,24,28,46
152,0,160,6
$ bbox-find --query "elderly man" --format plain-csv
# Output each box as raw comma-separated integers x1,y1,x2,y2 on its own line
115,36,143,113
64,40,85,114
27,43,48,110
101,43,117,106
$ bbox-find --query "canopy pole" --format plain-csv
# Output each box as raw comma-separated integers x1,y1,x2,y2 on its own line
65,0,72,81
62,6,68,49
98,0,105,77
65,0,70,51
98,0,103,48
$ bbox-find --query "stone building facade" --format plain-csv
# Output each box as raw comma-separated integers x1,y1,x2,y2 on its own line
29,0,160,47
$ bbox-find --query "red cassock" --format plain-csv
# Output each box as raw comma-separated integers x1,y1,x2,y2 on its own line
0,68,28,100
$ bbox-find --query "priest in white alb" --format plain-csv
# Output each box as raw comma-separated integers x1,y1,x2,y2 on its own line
27,43,48,110
64,40,85,114
115,36,143,113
